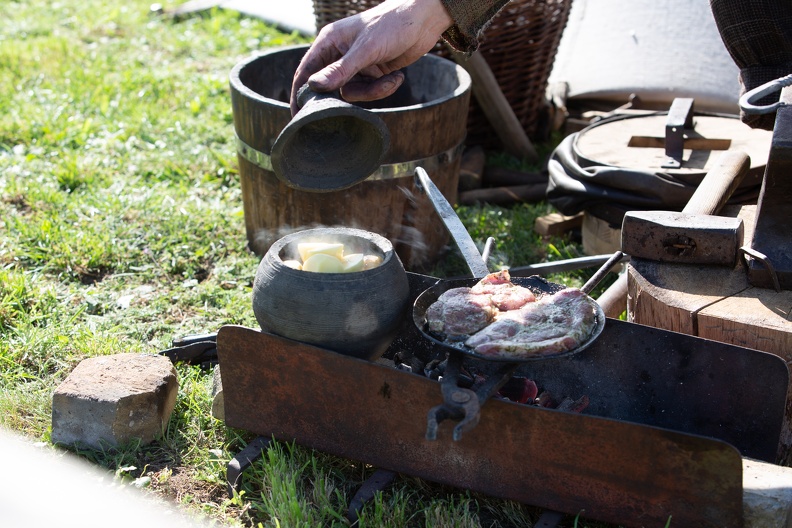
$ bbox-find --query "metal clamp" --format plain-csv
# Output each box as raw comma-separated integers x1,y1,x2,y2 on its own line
426,352,480,441
426,352,520,441
739,74,792,115
662,98,695,169
739,245,781,293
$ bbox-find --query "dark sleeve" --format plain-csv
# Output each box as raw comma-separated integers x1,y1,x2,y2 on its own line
710,0,792,129
440,0,511,52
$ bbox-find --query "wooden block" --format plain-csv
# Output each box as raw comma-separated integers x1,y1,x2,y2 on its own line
581,212,621,256
533,212,584,236
627,259,748,335
697,289,792,360
626,204,756,335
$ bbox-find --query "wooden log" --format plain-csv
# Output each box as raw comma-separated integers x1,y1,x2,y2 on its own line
596,273,628,319
483,166,548,187
458,145,485,191
458,184,546,205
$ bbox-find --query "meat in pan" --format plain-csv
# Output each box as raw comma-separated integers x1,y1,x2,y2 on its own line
426,270,536,339
464,288,597,359
425,271,599,360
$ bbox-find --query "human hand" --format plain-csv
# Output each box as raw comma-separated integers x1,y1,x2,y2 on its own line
290,0,453,114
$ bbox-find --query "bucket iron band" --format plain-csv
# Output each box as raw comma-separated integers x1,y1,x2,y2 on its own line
235,134,463,181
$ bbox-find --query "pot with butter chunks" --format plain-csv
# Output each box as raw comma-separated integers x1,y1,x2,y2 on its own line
252,227,410,361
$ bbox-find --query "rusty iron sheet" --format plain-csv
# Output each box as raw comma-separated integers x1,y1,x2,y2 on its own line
218,324,744,528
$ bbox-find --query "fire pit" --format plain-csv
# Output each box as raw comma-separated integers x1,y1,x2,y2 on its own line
217,272,789,527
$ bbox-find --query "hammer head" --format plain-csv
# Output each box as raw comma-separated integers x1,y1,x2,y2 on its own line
621,210,744,266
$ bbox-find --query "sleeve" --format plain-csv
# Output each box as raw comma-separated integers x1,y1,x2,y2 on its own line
440,0,511,53
710,0,792,130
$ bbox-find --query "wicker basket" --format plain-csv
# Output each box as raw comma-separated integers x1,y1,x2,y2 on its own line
312,0,573,146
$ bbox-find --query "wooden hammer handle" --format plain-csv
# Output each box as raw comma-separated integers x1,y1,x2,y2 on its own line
682,150,750,216
449,49,539,162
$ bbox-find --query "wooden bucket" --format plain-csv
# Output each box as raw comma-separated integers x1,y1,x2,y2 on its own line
229,45,472,271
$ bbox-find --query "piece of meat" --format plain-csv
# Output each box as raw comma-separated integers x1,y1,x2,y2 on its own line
473,269,512,286
471,282,536,311
426,287,498,338
470,269,536,310
464,288,598,359
425,270,537,339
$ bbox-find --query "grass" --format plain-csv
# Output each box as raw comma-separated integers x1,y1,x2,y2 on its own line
0,1,621,527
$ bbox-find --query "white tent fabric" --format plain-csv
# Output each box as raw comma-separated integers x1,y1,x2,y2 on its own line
548,0,741,114
223,0,316,36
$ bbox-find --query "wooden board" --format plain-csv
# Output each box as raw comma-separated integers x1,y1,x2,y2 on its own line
576,114,771,176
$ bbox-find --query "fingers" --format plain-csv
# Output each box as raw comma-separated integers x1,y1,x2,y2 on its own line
289,0,452,114
339,71,405,102
291,41,342,114
307,58,357,93
291,41,390,113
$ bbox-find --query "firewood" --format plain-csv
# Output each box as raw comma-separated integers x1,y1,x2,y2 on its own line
458,145,486,191
483,166,548,187
458,183,546,205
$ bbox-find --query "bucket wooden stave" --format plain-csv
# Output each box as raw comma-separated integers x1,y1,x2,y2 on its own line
230,45,472,270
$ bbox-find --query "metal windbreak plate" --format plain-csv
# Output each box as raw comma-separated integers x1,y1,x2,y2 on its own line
218,324,744,527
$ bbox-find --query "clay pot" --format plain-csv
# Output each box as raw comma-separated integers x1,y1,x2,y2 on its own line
252,227,410,360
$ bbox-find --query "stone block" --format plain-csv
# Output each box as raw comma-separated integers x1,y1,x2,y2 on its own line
744,457,792,527
52,353,178,449
211,364,224,421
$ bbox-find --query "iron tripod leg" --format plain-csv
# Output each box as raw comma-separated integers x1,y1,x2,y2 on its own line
226,435,270,497
346,469,398,524
226,436,397,524
535,509,565,528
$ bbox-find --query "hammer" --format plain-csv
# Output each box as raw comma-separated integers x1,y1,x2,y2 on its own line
621,150,750,267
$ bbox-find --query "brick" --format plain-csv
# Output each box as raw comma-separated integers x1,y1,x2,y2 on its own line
52,353,178,449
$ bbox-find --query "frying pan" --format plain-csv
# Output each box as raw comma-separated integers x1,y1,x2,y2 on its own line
413,275,606,362
414,167,619,440
413,166,611,363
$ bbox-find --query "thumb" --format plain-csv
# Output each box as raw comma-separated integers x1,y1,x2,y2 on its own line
307,57,357,93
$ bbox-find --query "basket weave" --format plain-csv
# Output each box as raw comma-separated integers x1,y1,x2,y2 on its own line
312,0,573,146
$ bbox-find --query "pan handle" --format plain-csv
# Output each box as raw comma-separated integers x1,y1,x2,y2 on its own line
415,167,490,278
581,250,626,295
